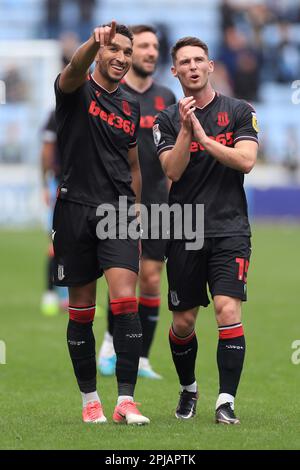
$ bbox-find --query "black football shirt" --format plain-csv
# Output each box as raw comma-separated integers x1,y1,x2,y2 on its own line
154,93,259,237
121,80,176,204
55,74,140,207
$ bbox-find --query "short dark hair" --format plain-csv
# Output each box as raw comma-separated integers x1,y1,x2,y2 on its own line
171,37,209,62
103,23,133,42
130,25,157,36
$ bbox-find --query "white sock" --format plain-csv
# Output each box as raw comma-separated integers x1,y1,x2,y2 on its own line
139,357,149,368
216,393,235,410
99,331,115,358
104,331,113,343
181,381,197,393
117,395,133,405
81,391,101,407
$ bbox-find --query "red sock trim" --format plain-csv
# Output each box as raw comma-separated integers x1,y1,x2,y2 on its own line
219,323,244,339
139,296,160,308
69,305,96,323
110,297,138,315
169,327,195,346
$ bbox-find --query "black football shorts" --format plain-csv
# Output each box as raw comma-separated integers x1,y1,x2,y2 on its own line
166,236,251,311
52,199,139,287
141,238,167,262
140,205,167,262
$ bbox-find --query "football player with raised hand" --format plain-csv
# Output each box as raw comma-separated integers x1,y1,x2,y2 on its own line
53,20,149,425
98,25,176,380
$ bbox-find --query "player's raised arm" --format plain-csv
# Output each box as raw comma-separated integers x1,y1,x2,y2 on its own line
59,20,117,94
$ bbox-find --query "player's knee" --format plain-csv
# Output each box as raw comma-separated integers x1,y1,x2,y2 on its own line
173,312,196,336
109,285,136,300
106,268,137,300
215,300,240,325
140,270,160,296
68,283,96,308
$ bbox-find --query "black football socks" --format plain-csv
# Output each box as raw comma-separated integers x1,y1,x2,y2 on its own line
139,295,160,358
217,323,246,396
169,325,198,387
110,297,142,397
67,305,97,393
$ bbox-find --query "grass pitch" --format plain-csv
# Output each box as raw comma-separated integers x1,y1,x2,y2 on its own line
0,224,299,450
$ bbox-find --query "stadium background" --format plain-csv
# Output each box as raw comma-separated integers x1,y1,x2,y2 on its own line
0,0,299,450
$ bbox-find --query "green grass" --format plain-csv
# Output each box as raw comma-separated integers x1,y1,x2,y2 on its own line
0,224,299,450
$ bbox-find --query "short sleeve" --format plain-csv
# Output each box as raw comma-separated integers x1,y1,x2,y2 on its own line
233,101,259,145
153,111,176,156
54,74,82,104
54,74,68,102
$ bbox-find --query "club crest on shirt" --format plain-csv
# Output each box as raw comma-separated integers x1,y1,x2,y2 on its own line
217,111,230,127
251,112,259,132
153,124,161,146
122,100,131,116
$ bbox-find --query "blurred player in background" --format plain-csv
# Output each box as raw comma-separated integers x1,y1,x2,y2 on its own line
40,109,67,315
98,25,176,379
155,36,258,424
53,21,149,424
40,33,79,316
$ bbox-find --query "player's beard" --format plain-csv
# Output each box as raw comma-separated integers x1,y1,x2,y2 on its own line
100,64,127,84
132,62,155,78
